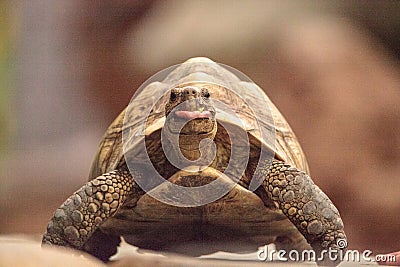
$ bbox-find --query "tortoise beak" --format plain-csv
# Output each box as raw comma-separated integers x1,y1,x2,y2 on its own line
175,110,212,120
165,86,216,135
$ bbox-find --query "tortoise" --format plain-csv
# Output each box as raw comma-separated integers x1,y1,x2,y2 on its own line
42,57,347,265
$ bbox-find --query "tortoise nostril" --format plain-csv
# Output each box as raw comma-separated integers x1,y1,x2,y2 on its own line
183,87,200,97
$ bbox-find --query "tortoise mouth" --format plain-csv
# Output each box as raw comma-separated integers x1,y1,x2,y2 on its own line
174,110,213,120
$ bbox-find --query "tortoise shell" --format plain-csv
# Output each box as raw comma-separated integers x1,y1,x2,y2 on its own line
89,57,309,181
84,57,312,253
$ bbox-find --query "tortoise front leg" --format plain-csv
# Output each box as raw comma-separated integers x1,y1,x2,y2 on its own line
255,160,347,266
42,168,144,261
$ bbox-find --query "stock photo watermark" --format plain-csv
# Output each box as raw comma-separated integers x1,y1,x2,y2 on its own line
257,238,397,264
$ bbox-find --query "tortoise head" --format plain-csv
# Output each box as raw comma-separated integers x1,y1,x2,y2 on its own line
164,86,217,160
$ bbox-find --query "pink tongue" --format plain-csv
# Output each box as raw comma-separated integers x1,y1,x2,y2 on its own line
175,110,211,119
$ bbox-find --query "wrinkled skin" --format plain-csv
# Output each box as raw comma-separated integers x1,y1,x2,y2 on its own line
42,85,347,266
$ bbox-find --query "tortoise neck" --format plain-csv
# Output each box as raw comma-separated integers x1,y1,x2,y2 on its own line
163,124,217,162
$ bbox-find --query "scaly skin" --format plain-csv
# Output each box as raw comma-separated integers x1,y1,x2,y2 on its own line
42,168,143,260
256,160,347,265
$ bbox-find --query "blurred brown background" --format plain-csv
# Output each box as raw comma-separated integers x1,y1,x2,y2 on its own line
0,0,399,256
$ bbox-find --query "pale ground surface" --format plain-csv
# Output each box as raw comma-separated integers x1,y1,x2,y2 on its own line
0,235,381,266
112,238,377,266
0,235,104,267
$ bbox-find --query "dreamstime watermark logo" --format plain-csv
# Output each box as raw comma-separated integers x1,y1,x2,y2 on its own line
121,59,275,207
257,238,397,264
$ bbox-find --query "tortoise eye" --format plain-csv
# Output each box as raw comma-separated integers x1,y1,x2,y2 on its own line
170,91,177,101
